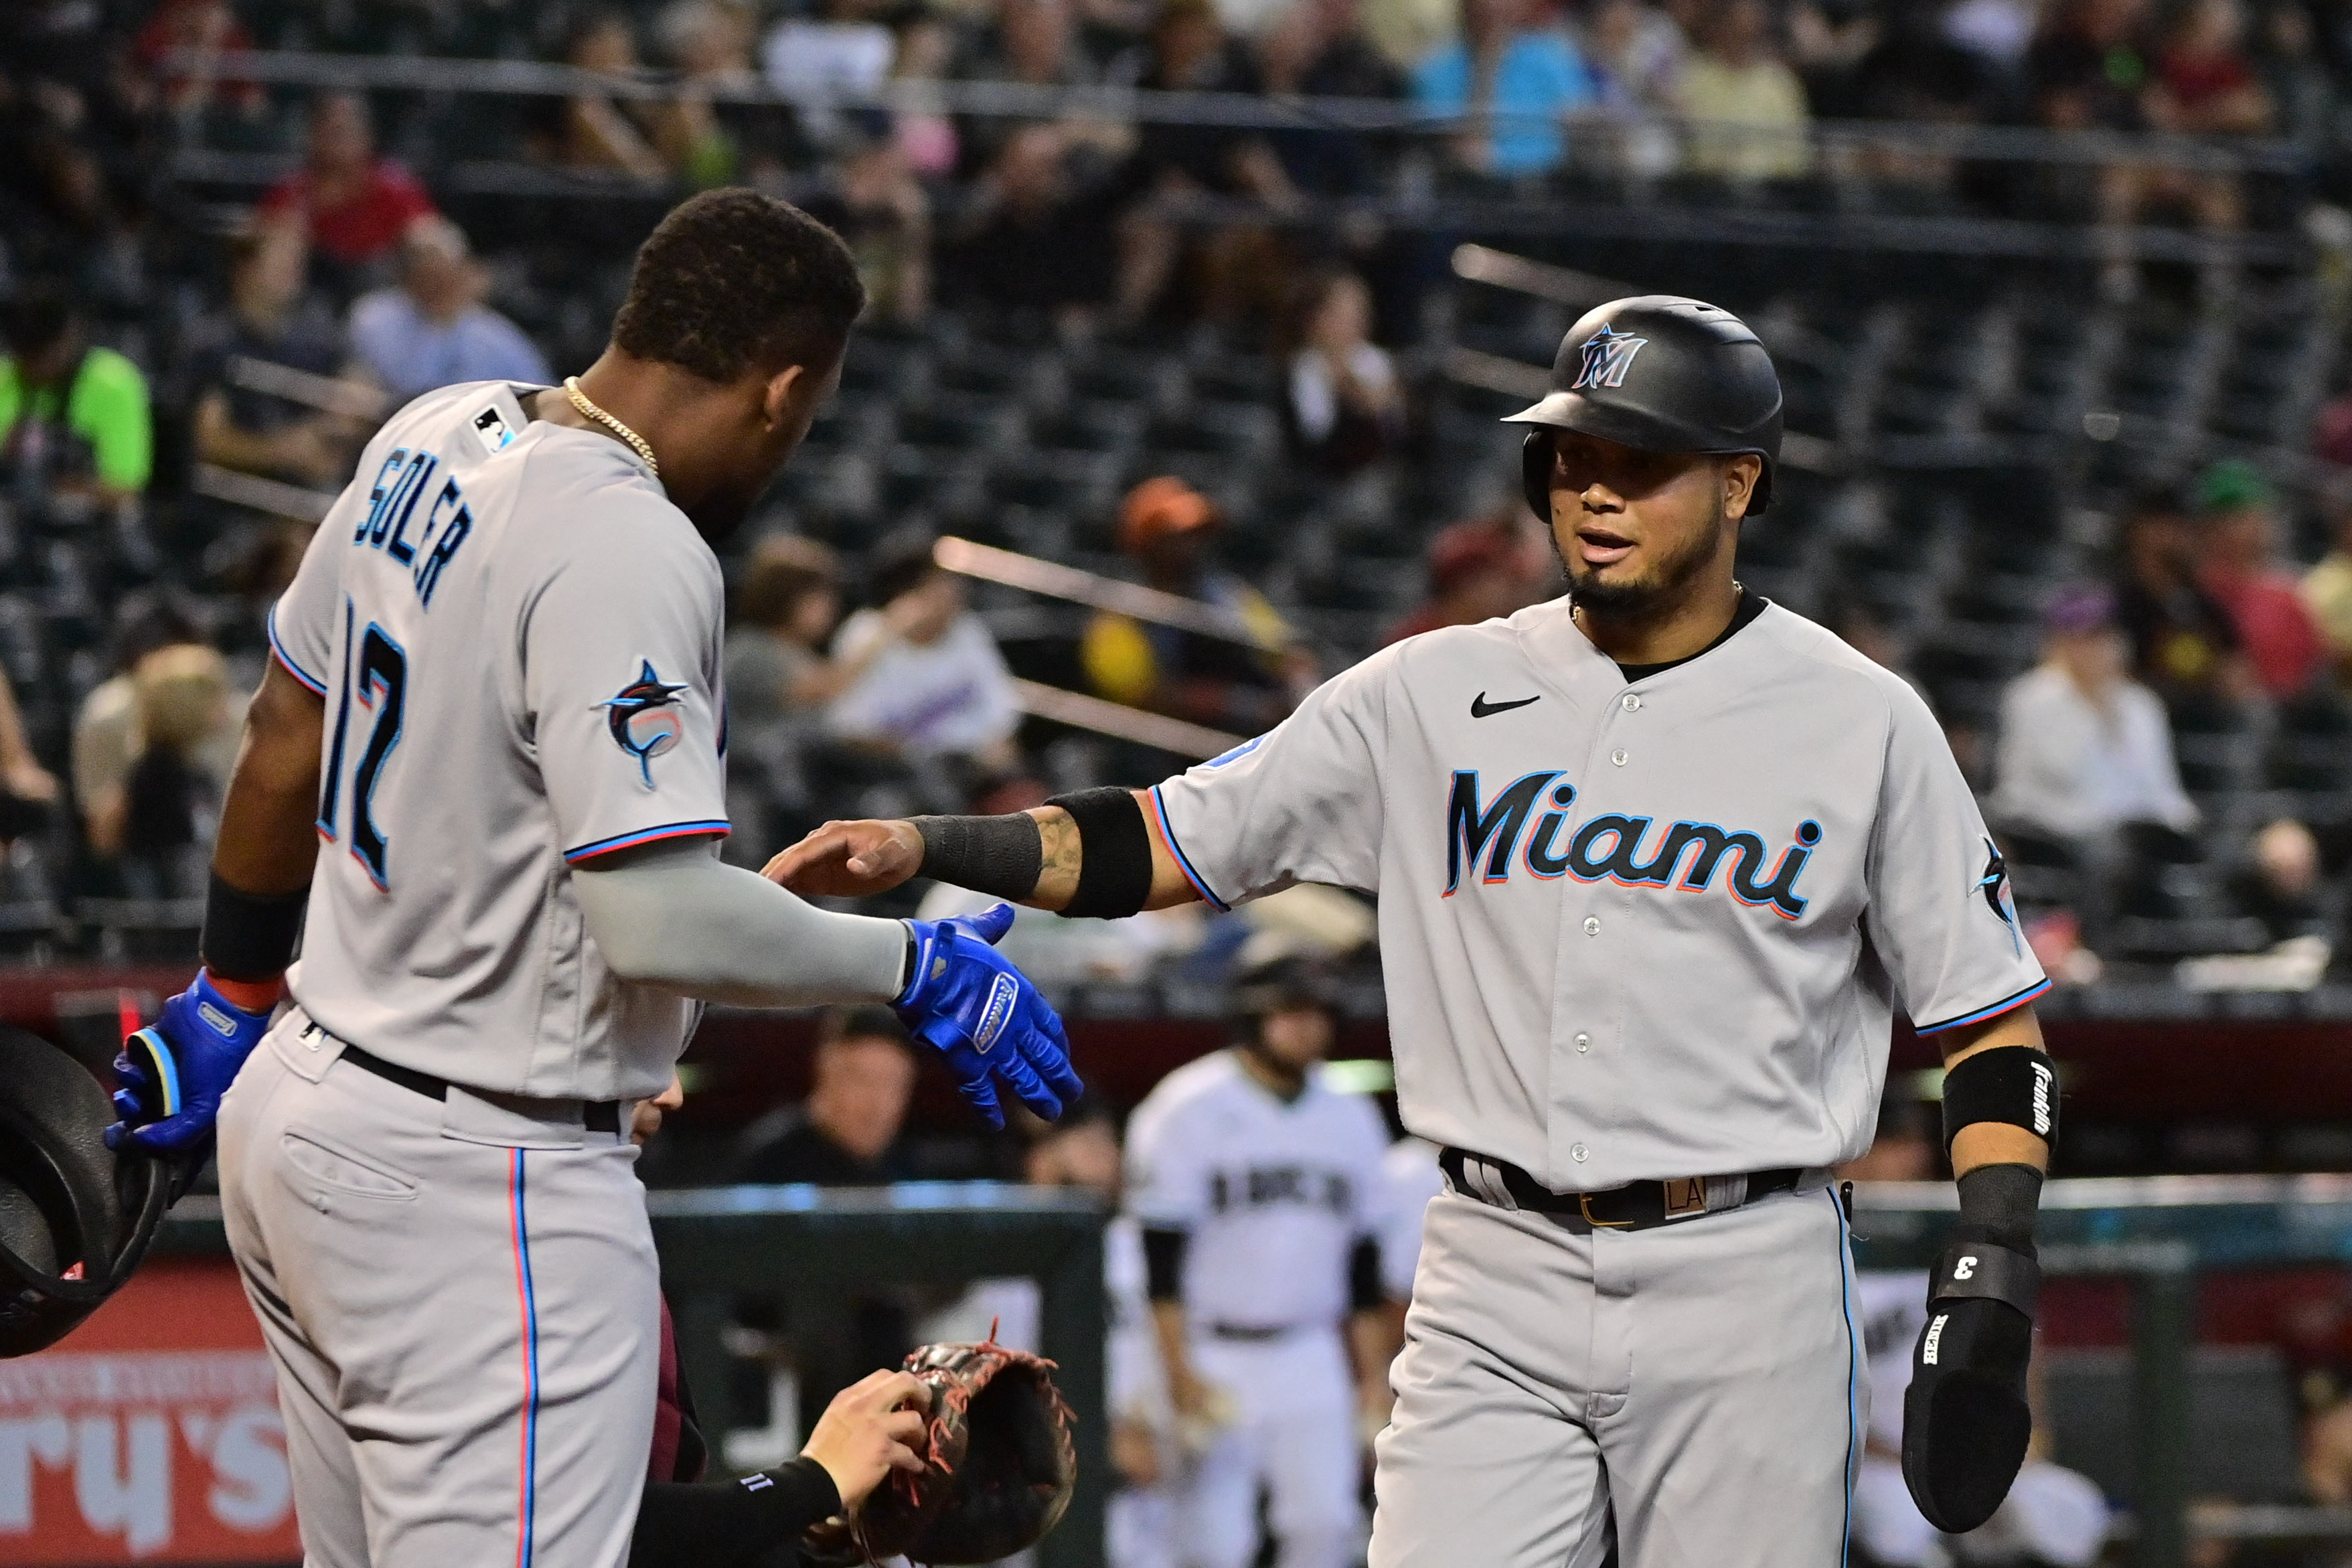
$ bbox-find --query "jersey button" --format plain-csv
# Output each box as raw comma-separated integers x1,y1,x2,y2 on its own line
1583,916,1601,937
1621,693,1642,712
1575,1032,1591,1053
1611,749,1628,766
1571,1143,1589,1162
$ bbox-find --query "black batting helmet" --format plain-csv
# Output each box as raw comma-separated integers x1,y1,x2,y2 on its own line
1505,295,1784,520
0,1028,176,1358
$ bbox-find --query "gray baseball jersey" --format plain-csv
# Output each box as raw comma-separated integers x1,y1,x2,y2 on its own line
268,381,728,1102
1150,597,2046,1191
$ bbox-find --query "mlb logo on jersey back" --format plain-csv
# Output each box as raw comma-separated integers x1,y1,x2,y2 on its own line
471,403,517,455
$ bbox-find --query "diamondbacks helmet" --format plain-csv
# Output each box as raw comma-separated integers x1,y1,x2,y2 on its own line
0,1028,176,1358
1504,295,1784,520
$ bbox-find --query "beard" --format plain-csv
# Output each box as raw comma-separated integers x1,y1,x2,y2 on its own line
1555,490,1728,619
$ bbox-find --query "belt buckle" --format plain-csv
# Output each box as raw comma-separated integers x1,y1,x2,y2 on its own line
1662,1177,1708,1219
1577,1192,1636,1229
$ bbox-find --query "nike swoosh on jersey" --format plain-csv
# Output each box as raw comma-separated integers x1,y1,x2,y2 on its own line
1470,692,1542,718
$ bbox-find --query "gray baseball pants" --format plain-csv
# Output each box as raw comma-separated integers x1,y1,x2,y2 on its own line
1370,1181,1865,1568
217,1015,659,1568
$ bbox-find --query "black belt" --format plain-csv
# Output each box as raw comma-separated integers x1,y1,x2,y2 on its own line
341,1041,623,1133
1208,1322,1305,1342
1439,1148,1802,1230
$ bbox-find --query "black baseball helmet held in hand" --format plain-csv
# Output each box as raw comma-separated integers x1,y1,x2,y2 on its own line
0,1028,177,1358
1505,295,1784,520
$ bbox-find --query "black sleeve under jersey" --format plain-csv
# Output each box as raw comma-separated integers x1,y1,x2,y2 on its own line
1142,1226,1188,1302
629,1458,840,1568
1348,1236,1383,1312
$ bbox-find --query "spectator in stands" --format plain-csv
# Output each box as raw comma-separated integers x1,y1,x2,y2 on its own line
728,535,930,722
2302,483,2352,688
943,123,1123,319
191,226,364,489
1113,0,1304,322
890,17,962,179
75,606,243,870
256,93,439,289
730,1006,922,1445
0,285,150,503
2229,816,2338,949
1282,270,1403,477
2114,483,2260,718
348,218,552,401
129,0,262,119
105,644,235,896
2197,460,2327,701
1084,476,1309,734
1411,0,1595,178
824,532,1024,775
763,0,898,147
650,0,762,189
800,126,931,323
1385,507,1553,643
735,1007,921,1184
1577,0,1688,177
0,665,58,850
1257,0,1407,195
1676,0,1813,181
2028,0,2155,133
964,0,1098,88
532,11,676,181
2257,0,2335,149
2152,0,2273,135
1990,584,2199,943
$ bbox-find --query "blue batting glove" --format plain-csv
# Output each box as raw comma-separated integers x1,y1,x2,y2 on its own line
106,971,275,1154
894,904,1083,1129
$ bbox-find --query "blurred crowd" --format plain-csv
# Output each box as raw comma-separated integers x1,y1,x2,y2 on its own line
6,0,2352,987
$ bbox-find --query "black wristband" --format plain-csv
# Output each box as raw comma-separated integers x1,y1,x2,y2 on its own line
1046,787,1154,919
1940,1046,2058,1152
1348,1236,1384,1312
1953,1161,2043,1259
200,872,309,982
911,814,1045,903
629,1458,840,1568
1142,1225,1188,1302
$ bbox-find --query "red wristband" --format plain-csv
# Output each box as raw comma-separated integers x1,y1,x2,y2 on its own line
206,971,285,1014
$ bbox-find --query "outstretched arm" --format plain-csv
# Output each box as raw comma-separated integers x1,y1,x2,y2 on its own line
765,791,1202,915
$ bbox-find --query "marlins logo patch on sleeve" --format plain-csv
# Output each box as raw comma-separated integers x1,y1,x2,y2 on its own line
595,659,688,786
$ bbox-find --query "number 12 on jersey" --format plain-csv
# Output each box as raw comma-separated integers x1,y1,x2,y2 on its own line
317,599,408,889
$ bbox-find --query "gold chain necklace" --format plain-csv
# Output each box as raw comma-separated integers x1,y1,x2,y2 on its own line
563,376,659,478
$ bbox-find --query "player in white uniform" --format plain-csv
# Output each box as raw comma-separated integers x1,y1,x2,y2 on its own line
774,295,2066,1565
104,191,1080,1568
1124,961,1393,1568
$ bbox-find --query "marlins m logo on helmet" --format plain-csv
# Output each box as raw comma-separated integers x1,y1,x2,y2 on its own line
1571,325,1648,391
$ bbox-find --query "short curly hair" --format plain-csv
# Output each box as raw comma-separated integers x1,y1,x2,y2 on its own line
612,189,866,382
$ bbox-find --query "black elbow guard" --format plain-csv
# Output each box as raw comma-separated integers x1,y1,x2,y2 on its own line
1046,787,1154,919
1939,1046,2057,1153
200,872,309,982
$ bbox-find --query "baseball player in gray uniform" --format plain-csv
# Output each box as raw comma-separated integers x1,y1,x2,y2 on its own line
773,295,2063,1567
104,191,1081,1568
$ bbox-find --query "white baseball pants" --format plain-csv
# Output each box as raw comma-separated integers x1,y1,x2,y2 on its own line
1370,1182,1865,1568
217,1018,659,1568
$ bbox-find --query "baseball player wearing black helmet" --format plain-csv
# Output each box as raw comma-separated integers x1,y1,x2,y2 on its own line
772,292,2058,1566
